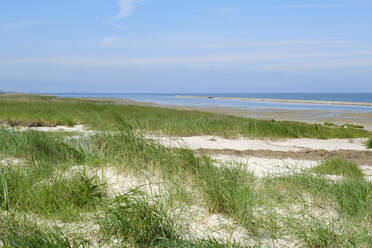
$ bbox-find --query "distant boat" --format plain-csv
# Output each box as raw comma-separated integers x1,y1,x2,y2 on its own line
207,96,214,99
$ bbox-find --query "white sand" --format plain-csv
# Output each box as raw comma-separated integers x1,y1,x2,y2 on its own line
16,125,86,133
360,165,372,182
149,135,369,152
100,167,164,198
212,155,319,178
0,158,21,167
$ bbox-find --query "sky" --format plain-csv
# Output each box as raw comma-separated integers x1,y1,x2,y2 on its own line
0,0,372,93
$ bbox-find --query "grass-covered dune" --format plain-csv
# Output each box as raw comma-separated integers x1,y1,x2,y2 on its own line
0,94,371,139
1,121,371,247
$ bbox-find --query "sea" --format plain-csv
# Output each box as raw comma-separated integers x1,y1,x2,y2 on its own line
49,93,372,113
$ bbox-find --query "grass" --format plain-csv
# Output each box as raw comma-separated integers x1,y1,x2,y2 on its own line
0,171,8,211
312,157,364,179
0,214,90,248
0,128,87,163
343,123,365,129
0,128,106,221
323,122,338,127
0,163,106,221
367,138,372,148
267,173,372,218
97,189,247,248
97,189,180,247
1,93,371,139
292,221,341,248
1,96,371,246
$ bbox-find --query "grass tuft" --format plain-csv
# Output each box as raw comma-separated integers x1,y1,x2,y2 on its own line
367,138,372,149
0,214,90,248
0,171,9,211
1,164,106,221
293,222,340,248
97,189,180,247
312,157,364,179
0,128,86,163
342,123,364,129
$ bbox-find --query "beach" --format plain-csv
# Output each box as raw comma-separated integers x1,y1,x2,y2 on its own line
1,94,372,247
176,95,372,107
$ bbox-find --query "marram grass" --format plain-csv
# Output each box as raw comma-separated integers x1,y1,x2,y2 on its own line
1,109,372,247
1,93,371,138
312,157,364,179
367,138,372,148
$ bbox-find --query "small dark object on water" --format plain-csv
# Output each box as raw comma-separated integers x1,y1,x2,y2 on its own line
207,96,214,99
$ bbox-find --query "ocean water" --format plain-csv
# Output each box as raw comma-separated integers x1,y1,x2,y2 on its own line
49,93,372,113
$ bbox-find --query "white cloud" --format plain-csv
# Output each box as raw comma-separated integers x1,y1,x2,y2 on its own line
99,37,120,46
112,0,145,19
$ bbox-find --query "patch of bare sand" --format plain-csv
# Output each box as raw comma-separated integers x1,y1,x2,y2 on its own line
16,124,87,133
173,205,249,244
149,135,369,152
211,155,319,178
0,158,21,167
197,149,372,166
100,167,165,198
63,166,164,198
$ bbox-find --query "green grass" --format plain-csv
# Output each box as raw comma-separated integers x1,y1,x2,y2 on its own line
268,173,372,218
1,106,371,246
97,189,247,248
312,157,364,179
292,221,341,248
0,214,90,248
1,94,370,138
343,123,365,129
0,128,87,163
0,128,106,221
0,171,8,211
0,163,106,221
97,189,180,247
323,122,338,127
367,138,372,148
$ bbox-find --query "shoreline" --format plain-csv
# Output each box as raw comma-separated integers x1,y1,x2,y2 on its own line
69,95,372,131
5,93,371,131
58,95,372,132
176,95,372,107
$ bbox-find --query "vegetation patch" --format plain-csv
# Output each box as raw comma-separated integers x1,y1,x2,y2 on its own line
323,122,338,127
342,123,365,129
1,95,371,247
312,157,364,179
0,128,86,163
0,214,90,248
0,164,106,221
97,189,180,247
367,138,372,149
1,94,370,138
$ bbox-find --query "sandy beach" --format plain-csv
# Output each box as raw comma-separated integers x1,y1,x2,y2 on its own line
176,95,372,107
1,94,372,247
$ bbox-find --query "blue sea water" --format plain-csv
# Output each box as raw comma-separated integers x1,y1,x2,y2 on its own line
49,93,372,113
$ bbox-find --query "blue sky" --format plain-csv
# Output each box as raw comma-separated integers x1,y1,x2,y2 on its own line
1,0,372,93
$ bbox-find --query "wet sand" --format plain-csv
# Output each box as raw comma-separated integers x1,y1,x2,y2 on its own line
176,95,372,107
